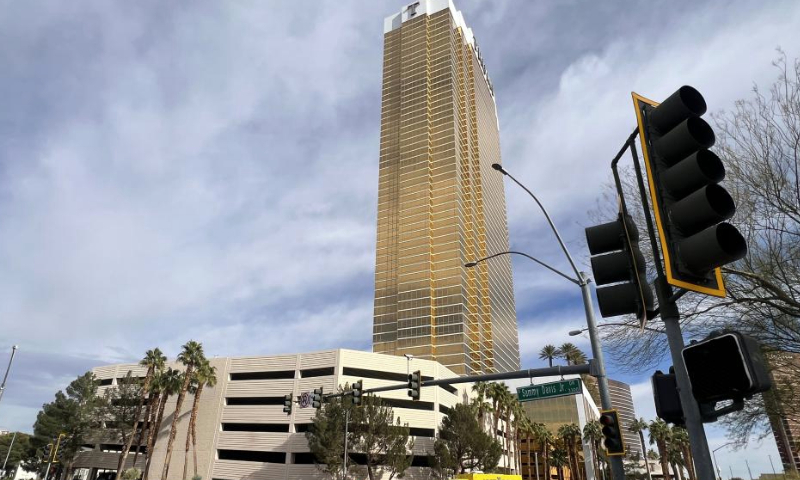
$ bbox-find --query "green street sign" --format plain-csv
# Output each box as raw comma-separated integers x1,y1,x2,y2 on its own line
517,379,582,402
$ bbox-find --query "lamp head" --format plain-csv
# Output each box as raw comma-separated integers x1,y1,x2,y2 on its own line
464,262,477,268
568,330,583,337
491,163,506,174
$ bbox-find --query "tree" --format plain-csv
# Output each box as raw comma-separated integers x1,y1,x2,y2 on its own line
648,419,672,480
583,420,603,480
671,427,695,480
629,418,652,480
557,423,582,480
433,403,501,475
102,371,142,478
486,382,512,471
161,340,204,480
550,446,568,480
349,395,414,480
144,367,183,480
188,359,217,478
594,53,800,445
471,382,493,431
558,343,581,366
32,372,104,480
508,399,527,474
0,432,32,476
306,394,349,479
539,345,560,367
531,422,553,480
117,348,166,480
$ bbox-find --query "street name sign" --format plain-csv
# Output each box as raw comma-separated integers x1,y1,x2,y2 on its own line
517,379,582,402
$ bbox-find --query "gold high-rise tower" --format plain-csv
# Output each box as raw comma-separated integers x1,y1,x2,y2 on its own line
373,0,519,375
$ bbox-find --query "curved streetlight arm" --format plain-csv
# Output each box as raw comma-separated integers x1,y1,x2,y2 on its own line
466,250,579,286
493,163,583,282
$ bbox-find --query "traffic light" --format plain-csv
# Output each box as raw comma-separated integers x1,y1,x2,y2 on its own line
652,368,684,425
585,213,654,320
283,394,293,414
43,443,53,461
53,433,65,463
312,387,323,409
407,370,421,400
633,86,747,297
682,331,771,404
599,410,626,456
352,380,363,406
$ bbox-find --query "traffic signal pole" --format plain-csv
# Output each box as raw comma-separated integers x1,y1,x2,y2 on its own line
627,135,716,480
579,271,626,480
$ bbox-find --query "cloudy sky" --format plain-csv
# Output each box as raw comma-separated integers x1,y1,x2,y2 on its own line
1,0,798,474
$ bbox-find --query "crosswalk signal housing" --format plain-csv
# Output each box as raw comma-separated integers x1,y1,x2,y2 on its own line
585,213,654,321
633,86,747,296
682,331,771,404
283,394,293,414
599,410,626,456
652,368,684,426
312,387,323,409
352,380,363,406
407,370,421,400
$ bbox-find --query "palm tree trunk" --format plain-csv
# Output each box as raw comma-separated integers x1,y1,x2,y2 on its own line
144,393,168,480
116,371,154,480
134,389,156,468
543,441,549,480
682,446,696,480
186,383,204,479
657,442,670,480
162,369,192,480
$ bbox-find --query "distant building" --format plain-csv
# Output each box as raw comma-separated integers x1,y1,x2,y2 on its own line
768,352,800,472
73,348,514,480
608,378,642,459
373,0,519,375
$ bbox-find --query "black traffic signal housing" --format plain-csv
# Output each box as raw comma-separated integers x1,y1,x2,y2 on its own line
352,380,363,406
682,331,771,404
283,394,293,415
599,409,626,456
43,443,54,462
312,387,323,409
586,213,654,321
407,370,421,400
652,367,684,426
633,86,747,296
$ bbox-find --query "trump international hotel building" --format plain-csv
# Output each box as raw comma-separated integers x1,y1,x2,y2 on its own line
373,0,519,375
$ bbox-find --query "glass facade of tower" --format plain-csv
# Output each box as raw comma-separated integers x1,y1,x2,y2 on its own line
373,1,519,375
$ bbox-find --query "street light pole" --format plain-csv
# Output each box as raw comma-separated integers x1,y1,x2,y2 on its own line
0,345,19,407
712,443,733,480
467,163,625,480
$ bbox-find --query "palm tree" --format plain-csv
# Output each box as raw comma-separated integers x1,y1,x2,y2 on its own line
649,419,673,480
161,340,204,480
558,343,580,365
539,345,560,367
629,417,653,480
509,399,527,474
471,382,493,431
550,446,569,480
531,422,554,480
583,420,603,480
186,359,217,479
671,427,695,480
487,381,512,471
558,423,583,480
116,348,166,480
144,367,183,480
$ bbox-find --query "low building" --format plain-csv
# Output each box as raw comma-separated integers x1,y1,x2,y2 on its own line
74,348,513,480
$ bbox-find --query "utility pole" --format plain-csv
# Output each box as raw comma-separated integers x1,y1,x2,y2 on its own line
0,345,19,407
